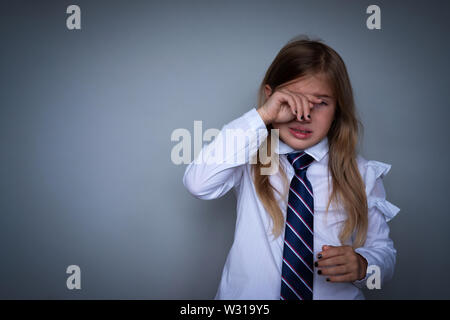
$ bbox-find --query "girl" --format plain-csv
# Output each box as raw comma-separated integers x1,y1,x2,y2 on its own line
183,35,400,300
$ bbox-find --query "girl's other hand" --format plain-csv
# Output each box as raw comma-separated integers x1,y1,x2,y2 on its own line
257,88,323,125
315,245,368,283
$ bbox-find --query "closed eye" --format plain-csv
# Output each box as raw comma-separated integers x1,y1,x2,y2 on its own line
313,101,328,107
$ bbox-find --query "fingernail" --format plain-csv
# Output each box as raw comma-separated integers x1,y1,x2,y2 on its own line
314,262,318,267
317,270,322,275
300,115,304,120
326,278,330,282
307,114,310,118
318,253,322,259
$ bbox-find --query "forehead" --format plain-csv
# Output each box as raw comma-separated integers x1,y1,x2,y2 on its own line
282,73,334,99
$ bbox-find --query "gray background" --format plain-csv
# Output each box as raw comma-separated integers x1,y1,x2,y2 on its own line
1,0,449,299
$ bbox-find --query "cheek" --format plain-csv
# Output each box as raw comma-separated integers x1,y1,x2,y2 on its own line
272,122,288,131
313,107,335,125
279,126,291,137
272,123,291,138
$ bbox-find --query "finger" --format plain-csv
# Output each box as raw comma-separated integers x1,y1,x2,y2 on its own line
315,255,347,268
293,93,306,121
279,90,299,117
326,273,355,283
318,245,350,260
298,94,312,121
290,101,297,116
308,100,315,117
279,90,297,116
277,90,297,116
281,100,296,117
305,94,323,104
306,95,323,113
282,89,302,121
290,93,303,121
317,247,343,260
318,265,349,277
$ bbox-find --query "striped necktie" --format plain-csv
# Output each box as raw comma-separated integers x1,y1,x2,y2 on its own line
280,151,315,300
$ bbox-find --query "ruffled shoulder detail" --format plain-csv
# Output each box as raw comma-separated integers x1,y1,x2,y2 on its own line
367,197,400,222
358,156,401,222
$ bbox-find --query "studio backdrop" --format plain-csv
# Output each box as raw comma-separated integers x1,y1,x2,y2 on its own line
0,0,449,299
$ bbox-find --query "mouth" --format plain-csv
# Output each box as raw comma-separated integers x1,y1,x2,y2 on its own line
289,127,312,133
288,127,313,139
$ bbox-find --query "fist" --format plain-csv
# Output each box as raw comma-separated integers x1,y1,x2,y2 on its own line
257,88,323,125
315,245,368,283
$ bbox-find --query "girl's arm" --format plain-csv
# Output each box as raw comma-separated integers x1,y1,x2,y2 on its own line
315,161,400,288
352,171,400,289
183,107,268,200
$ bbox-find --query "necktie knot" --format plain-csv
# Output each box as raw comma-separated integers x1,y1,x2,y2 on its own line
286,151,315,172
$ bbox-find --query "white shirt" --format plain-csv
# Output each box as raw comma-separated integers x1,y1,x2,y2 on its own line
183,107,400,300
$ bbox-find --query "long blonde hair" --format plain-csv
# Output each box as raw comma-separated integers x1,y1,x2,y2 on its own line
251,35,368,248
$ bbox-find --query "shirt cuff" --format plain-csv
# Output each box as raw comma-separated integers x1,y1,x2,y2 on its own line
352,248,372,289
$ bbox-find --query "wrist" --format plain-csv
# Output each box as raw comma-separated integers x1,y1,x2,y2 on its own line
356,253,368,280
257,108,271,125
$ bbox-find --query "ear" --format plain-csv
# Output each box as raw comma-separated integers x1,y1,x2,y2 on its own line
264,84,272,99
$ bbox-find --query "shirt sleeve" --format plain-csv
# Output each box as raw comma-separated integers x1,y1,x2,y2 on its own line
352,160,401,289
182,107,268,200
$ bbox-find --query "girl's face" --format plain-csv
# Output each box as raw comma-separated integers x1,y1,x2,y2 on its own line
265,73,336,150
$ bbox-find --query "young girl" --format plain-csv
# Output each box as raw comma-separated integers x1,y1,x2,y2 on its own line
183,35,400,300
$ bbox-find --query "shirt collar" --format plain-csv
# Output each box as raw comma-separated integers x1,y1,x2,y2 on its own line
275,136,329,162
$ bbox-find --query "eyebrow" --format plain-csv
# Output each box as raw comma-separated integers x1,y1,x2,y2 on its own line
314,94,334,99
